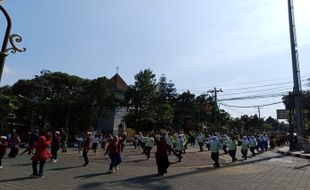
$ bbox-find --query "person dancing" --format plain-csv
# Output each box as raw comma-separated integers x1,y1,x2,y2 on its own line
30,134,52,178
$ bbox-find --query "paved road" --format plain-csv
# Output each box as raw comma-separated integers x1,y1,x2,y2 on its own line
1,145,310,190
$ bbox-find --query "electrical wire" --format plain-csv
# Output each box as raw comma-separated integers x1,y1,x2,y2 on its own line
219,101,283,109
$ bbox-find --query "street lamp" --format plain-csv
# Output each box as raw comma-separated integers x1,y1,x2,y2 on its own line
0,5,26,84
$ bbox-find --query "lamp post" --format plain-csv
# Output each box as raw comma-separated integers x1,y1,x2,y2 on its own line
0,5,26,84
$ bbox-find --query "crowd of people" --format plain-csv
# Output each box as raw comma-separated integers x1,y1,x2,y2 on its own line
0,127,290,178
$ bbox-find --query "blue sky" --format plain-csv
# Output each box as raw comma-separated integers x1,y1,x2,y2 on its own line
1,0,310,118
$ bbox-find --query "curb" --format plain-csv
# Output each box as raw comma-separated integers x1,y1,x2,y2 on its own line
278,149,310,159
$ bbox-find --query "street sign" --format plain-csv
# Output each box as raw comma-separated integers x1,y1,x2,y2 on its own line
276,109,289,119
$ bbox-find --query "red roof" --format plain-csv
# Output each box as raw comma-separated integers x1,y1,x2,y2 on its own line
110,74,128,92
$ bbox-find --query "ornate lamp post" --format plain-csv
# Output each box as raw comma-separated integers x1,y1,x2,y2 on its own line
0,5,26,84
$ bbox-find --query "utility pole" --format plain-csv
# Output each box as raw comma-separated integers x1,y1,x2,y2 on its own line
257,106,261,119
208,88,223,133
288,0,303,136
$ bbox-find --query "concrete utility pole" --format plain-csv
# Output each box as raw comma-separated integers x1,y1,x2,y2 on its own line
288,0,303,136
208,88,223,133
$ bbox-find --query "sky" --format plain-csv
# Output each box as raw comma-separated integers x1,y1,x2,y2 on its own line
0,0,310,119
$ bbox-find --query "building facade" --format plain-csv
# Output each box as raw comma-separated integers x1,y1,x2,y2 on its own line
96,74,128,135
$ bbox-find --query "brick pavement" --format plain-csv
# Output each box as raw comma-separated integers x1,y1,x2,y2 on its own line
1,145,310,190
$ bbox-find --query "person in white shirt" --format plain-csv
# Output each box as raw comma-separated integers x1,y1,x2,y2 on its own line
196,133,206,152
175,133,184,162
164,132,173,155
144,134,155,159
92,134,100,155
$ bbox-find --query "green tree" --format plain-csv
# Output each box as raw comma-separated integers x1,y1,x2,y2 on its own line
124,69,158,131
173,91,196,130
86,77,116,130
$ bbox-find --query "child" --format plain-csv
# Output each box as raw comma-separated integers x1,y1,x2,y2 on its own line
0,136,8,169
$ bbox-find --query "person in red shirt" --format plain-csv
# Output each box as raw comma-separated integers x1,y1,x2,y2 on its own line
153,133,180,176
0,136,8,169
104,135,123,173
83,132,92,166
31,134,52,178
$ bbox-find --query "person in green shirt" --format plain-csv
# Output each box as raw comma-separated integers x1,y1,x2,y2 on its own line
249,136,257,157
228,136,238,162
241,136,250,160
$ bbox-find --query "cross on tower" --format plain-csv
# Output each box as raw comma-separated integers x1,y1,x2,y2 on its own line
116,66,119,74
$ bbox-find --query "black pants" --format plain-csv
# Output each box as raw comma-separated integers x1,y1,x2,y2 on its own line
250,147,256,156
241,149,248,160
51,147,59,160
61,142,67,152
223,145,228,154
0,154,4,166
156,155,170,176
83,149,89,165
8,147,19,158
198,142,204,151
228,150,237,161
109,154,122,170
32,160,46,176
144,146,152,159
211,152,219,167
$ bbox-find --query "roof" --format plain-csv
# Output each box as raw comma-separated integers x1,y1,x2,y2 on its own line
110,74,128,92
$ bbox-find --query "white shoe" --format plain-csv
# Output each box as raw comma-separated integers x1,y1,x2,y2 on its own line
115,167,119,171
108,170,115,173
0,166,3,169
52,159,57,163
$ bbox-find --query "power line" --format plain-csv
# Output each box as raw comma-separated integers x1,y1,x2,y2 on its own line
219,85,293,97
218,91,289,101
176,74,310,93
220,101,283,109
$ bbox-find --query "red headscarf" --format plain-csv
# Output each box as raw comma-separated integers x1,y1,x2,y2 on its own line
31,136,51,161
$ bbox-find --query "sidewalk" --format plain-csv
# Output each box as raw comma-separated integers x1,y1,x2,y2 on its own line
278,146,310,159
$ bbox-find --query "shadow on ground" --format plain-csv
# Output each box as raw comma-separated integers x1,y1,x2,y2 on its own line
76,154,286,190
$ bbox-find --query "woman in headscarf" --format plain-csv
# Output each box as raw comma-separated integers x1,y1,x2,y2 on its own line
104,135,124,173
241,136,250,160
153,133,180,176
210,136,220,167
31,134,52,178
228,136,238,162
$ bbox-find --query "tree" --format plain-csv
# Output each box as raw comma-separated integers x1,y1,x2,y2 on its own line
124,69,158,131
157,74,177,104
173,91,196,130
86,77,116,130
